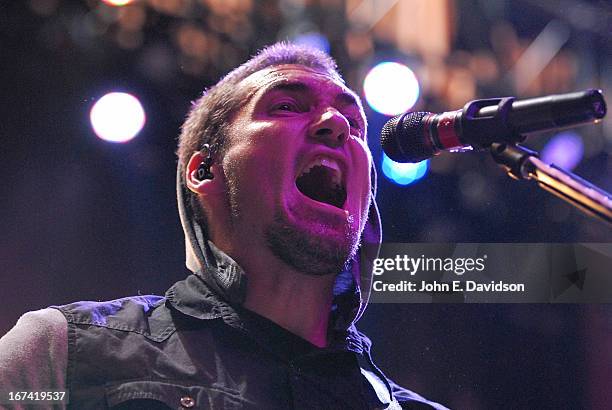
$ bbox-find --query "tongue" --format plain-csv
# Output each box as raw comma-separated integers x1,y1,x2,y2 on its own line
296,166,345,209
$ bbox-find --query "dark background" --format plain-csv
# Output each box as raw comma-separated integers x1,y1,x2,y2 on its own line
2,1,611,408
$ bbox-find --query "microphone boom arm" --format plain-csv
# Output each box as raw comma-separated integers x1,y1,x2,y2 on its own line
491,143,612,226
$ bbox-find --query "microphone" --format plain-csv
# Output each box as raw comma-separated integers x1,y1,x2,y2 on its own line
380,89,607,163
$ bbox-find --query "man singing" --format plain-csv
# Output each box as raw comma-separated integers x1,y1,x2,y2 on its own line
0,43,447,409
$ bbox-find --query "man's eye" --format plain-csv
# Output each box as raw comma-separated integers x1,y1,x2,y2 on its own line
347,117,359,128
347,117,364,137
273,101,300,112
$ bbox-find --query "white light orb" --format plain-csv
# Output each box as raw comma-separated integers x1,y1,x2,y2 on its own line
102,0,135,6
363,62,420,116
90,92,145,143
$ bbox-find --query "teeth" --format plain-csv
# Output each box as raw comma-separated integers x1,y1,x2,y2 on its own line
299,156,343,186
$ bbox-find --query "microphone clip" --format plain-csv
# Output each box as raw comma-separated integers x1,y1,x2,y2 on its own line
461,97,525,149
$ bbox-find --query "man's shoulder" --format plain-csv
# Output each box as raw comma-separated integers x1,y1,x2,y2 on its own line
0,308,69,391
54,294,165,318
52,295,173,341
1,308,68,356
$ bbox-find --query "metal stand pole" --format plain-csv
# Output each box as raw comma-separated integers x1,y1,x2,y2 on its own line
490,143,612,226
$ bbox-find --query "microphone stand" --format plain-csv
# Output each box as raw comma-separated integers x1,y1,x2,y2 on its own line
490,143,612,226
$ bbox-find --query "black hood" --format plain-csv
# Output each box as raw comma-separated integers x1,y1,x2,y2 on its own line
176,159,382,330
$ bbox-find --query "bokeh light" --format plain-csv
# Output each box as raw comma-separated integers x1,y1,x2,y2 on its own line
541,131,584,171
382,153,429,185
292,32,330,53
102,0,135,6
363,62,420,116
90,92,146,143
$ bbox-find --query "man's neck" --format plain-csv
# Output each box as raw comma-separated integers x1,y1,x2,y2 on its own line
243,265,335,348
213,237,336,347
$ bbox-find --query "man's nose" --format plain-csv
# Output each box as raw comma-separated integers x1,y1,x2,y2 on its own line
308,109,350,148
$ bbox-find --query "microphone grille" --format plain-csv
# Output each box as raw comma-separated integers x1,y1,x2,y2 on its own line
381,111,432,163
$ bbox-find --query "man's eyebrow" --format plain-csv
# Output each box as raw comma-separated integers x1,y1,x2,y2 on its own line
262,81,310,96
334,91,361,110
263,80,361,109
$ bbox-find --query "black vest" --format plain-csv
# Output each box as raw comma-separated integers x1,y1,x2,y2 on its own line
53,274,407,409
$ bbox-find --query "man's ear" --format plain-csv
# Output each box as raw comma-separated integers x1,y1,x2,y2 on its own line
185,151,226,195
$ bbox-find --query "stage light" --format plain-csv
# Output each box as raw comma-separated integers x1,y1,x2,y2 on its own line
541,131,584,171
382,153,429,185
292,32,330,53
102,0,134,6
363,62,420,116
90,92,145,143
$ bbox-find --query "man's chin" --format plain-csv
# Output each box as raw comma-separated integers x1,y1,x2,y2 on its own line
265,211,361,276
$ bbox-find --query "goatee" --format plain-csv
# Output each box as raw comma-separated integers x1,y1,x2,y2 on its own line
265,211,361,276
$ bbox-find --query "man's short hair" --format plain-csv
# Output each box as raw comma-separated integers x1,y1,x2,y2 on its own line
177,42,343,172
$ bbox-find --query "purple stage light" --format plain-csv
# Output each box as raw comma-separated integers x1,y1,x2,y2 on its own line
541,131,584,171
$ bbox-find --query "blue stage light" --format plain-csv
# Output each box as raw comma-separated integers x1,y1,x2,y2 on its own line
363,62,420,116
292,32,330,53
382,153,429,185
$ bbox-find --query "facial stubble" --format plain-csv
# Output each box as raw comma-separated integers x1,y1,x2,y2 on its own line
265,209,362,276
224,158,368,276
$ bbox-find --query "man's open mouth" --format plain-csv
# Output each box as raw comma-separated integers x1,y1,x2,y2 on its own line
295,157,347,209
